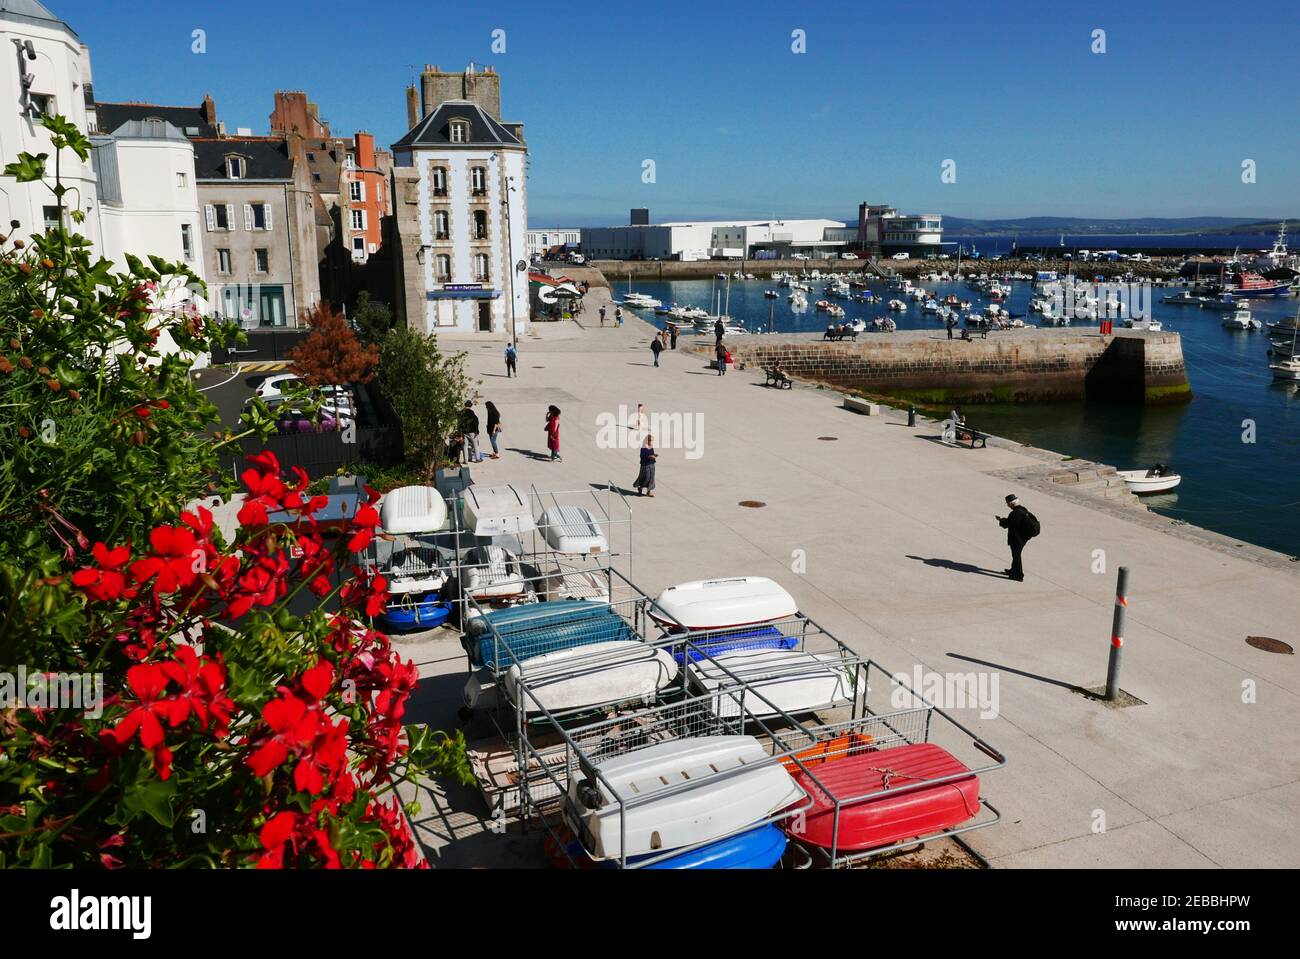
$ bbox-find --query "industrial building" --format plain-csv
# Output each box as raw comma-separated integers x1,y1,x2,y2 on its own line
582,212,846,260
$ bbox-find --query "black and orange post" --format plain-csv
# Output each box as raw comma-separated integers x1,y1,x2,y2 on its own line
1105,566,1130,701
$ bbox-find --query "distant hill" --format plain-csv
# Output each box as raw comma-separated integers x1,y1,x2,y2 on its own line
913,216,1295,237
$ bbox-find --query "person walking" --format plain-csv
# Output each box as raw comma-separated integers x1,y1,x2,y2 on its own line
996,493,1040,582
599,305,606,327
651,335,664,367
544,405,562,462
714,318,724,346
458,400,480,465
615,306,623,327
634,434,658,497
485,401,502,459
715,340,727,376
669,324,678,350
505,342,518,378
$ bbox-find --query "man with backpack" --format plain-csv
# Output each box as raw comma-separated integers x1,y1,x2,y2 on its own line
997,493,1040,582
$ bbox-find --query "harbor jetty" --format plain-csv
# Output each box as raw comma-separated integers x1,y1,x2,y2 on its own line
591,256,1186,282
688,328,1193,406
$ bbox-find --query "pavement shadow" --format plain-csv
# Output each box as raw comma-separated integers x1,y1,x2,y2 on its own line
589,482,639,497
506,447,551,462
906,554,1007,578
946,652,1089,695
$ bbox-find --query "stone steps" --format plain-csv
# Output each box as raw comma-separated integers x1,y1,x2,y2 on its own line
1048,459,1141,506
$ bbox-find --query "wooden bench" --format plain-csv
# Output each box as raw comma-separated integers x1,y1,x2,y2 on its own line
822,330,859,342
763,367,793,389
952,424,988,448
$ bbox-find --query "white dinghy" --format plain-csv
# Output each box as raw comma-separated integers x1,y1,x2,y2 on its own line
1117,466,1181,495
538,504,608,554
651,577,797,631
462,545,528,600
563,735,804,860
461,485,537,537
505,640,678,715
688,648,857,719
379,485,448,534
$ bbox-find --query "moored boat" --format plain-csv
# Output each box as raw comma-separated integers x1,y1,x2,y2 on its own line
1117,465,1181,495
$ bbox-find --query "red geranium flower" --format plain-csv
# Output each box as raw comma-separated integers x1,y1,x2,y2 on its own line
71,542,132,601
129,524,200,595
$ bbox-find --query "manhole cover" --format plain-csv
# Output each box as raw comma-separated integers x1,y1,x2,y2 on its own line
1246,636,1294,655
817,436,838,441
738,500,766,509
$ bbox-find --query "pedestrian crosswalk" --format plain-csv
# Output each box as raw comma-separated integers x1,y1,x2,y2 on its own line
239,360,291,373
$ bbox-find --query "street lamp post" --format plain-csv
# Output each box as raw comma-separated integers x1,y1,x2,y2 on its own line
502,173,520,349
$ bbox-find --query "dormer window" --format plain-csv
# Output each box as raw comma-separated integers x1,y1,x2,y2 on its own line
449,119,470,144
225,155,246,179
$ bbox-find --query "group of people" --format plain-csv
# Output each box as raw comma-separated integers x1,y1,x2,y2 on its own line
453,400,562,464
649,327,677,366
599,305,624,327
824,323,857,340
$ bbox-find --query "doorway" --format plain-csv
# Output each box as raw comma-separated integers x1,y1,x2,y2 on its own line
477,300,492,332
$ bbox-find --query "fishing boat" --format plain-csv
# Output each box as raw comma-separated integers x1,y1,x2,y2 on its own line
546,821,787,870
688,648,857,719
622,293,662,309
1162,290,1203,306
651,576,797,631
504,640,678,715
1222,304,1258,330
537,505,607,555
887,299,906,311
1116,465,1181,495
460,484,536,537
563,735,806,861
1223,269,1291,298
783,742,981,853
1269,357,1300,381
1124,317,1163,332
922,299,941,314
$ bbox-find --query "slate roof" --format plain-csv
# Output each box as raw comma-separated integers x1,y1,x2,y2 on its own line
0,0,77,37
392,99,523,151
94,101,218,139
192,137,292,181
106,119,191,142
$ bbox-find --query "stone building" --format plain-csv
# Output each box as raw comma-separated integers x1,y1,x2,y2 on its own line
391,64,528,339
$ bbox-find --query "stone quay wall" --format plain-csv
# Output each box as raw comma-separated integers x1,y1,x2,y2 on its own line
686,329,1191,406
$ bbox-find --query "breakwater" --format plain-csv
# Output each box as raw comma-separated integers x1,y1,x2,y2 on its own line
689,329,1192,406
592,257,1184,281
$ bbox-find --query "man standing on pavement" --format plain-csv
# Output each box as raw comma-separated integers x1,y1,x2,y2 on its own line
651,335,664,367
715,340,727,376
997,494,1039,582
946,316,955,340
615,306,623,326
505,342,518,378
714,318,724,346
459,400,481,465
599,305,606,327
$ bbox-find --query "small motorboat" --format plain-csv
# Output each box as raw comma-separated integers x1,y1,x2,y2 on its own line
381,593,452,632
688,648,857,719
538,504,608,555
380,485,448,534
763,289,779,298
887,299,906,311
460,484,536,537
563,735,805,861
815,299,832,311
783,742,981,853
504,639,678,715
1222,304,1256,330
1117,465,1181,495
651,576,798,631
462,544,527,601
1268,357,1300,381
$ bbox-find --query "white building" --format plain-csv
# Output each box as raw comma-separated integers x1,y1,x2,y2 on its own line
0,0,100,249
526,227,580,258
392,93,529,337
581,218,845,260
91,119,205,279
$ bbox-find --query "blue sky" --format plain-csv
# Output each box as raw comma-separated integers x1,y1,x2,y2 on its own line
58,0,1300,226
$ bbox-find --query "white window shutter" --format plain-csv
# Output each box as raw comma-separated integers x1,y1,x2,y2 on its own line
204,204,215,231
243,204,252,231
225,204,234,231
264,204,273,231
360,210,367,230
358,181,366,202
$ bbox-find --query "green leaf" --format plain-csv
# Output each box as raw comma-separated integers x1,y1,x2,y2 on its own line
122,777,178,827
40,114,91,161
3,151,48,183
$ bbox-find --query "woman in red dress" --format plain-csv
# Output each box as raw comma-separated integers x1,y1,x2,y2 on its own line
544,405,562,462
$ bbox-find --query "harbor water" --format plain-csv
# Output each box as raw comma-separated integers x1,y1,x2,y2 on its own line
632,274,1300,558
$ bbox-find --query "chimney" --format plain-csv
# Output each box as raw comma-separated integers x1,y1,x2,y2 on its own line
406,84,419,127
201,93,217,125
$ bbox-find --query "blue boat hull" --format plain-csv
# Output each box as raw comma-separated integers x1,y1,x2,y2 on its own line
556,823,788,870
670,624,799,665
382,593,452,631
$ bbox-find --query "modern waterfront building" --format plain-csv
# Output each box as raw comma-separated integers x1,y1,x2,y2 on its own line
0,0,101,250
391,63,529,338
853,202,945,257
526,228,581,259
583,212,845,260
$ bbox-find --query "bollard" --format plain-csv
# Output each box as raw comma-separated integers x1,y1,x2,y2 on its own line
907,404,916,427
1105,566,1129,701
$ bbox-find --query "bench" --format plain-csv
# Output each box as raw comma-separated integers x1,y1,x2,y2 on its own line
822,330,859,342
951,424,988,448
763,367,793,389
843,396,883,415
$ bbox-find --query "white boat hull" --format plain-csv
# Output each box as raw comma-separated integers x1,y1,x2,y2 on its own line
505,640,678,714
538,505,608,554
563,735,804,860
651,577,798,630
380,486,448,534
689,649,857,719
461,485,537,537
1117,470,1182,494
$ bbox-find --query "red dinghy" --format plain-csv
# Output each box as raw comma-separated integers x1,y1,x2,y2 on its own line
786,743,981,851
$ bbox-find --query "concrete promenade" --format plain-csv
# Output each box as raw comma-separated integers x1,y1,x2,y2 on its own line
400,293,1300,868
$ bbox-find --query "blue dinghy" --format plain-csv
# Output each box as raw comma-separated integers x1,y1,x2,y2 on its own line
670,624,799,666
553,822,788,870
381,592,452,632
464,600,632,670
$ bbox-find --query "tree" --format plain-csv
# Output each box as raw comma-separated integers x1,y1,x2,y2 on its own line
378,328,475,478
287,302,379,429
353,291,393,345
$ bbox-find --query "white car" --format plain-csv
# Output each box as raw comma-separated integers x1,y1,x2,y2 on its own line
256,374,350,404
890,253,910,260
840,253,858,260
791,253,810,260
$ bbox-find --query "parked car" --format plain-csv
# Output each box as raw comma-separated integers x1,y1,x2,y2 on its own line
791,253,810,260
840,252,858,260
890,253,910,260
256,374,352,405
